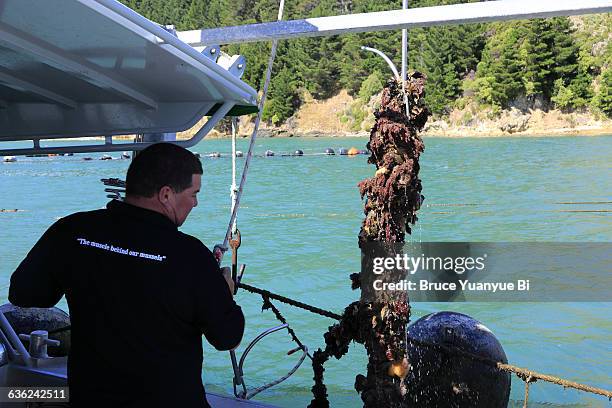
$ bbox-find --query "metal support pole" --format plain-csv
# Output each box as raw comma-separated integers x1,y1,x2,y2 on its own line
401,0,408,82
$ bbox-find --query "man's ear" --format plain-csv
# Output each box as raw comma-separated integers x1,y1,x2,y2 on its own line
158,186,173,204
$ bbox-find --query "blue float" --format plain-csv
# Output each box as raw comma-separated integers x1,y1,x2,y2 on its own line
405,311,510,407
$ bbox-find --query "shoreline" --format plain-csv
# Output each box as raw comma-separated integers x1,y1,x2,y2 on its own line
202,127,612,139
39,126,612,143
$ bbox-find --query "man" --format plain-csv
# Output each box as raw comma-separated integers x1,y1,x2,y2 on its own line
9,143,244,407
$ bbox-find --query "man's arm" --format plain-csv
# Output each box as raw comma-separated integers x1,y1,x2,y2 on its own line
9,220,65,308
194,249,245,351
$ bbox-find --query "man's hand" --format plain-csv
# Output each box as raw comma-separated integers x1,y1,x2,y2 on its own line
220,266,234,295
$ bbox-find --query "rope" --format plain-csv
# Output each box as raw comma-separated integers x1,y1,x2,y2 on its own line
407,336,612,399
498,364,611,398
262,295,313,360
523,377,533,408
238,283,342,320
230,118,238,235
220,0,286,254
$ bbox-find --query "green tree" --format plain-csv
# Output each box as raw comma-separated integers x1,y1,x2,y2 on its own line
123,0,190,26
551,79,574,111
359,70,384,102
594,66,612,117
418,23,482,114
182,0,235,30
476,17,583,111
119,0,606,122
406,0,485,115
475,23,523,110
262,67,300,124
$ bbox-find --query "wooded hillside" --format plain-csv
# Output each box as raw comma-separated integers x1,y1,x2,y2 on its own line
120,0,612,125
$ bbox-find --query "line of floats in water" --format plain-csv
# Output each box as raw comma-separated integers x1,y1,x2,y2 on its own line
200,146,368,158
2,152,130,162
2,147,369,163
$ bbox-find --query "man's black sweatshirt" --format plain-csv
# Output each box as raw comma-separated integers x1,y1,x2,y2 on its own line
9,200,244,407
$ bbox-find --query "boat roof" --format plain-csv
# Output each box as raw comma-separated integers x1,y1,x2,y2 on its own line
0,0,258,142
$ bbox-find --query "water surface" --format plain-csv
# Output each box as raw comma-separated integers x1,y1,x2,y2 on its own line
1,136,610,407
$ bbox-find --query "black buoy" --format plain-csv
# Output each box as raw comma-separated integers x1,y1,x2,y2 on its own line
265,150,275,157
208,152,221,158
0,304,71,357
339,148,348,155
324,148,335,155
405,311,510,408
235,151,244,157
294,149,304,156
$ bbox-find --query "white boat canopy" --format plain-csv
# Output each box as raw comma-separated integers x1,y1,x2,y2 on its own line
0,0,258,155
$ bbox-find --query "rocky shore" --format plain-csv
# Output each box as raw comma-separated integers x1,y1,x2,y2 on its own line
185,90,612,140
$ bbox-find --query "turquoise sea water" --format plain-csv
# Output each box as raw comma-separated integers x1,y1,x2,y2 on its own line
0,136,610,407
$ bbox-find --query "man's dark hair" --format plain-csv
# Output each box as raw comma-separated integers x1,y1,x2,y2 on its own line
126,143,203,197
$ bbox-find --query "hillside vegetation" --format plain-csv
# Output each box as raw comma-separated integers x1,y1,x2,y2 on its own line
122,0,612,134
